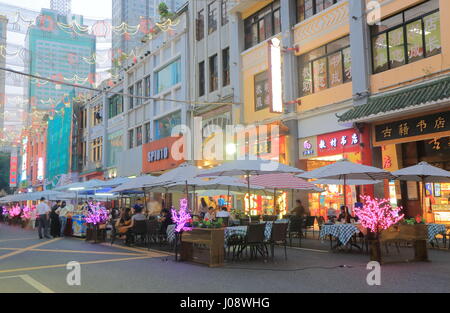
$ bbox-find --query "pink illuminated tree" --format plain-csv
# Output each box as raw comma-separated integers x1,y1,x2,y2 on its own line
171,198,192,233
85,203,110,225
354,195,404,233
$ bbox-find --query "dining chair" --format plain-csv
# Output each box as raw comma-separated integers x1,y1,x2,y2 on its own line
237,223,266,260
269,223,289,261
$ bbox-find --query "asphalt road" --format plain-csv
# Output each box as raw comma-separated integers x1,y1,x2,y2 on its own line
1,223,449,293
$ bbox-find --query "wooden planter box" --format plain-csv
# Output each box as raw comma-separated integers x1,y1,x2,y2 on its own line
373,224,429,263
180,228,225,267
381,224,427,241
85,224,107,243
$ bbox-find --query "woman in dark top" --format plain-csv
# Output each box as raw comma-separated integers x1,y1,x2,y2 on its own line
115,208,132,238
50,201,61,238
159,208,173,235
337,205,352,223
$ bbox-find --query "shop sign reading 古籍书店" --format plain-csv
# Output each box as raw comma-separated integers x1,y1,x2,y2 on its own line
374,111,450,145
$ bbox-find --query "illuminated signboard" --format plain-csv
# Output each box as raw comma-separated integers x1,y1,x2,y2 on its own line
37,157,44,181
268,38,283,113
9,150,18,188
21,137,28,182
317,129,360,157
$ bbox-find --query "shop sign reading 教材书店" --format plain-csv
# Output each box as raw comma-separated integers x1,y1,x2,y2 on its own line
374,110,450,146
299,130,360,159
316,129,360,157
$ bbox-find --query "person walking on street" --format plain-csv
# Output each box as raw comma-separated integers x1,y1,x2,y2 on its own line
36,197,51,239
50,200,61,238
56,201,71,237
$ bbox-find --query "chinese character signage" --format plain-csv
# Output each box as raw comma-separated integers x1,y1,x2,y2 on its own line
317,129,361,157
374,111,450,144
299,129,361,159
10,150,18,188
254,71,269,111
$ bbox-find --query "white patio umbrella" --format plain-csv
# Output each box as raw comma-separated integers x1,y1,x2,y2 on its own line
312,179,383,185
197,159,304,214
91,177,131,189
110,175,158,193
0,195,16,203
21,190,77,201
144,163,201,202
164,176,268,211
393,161,450,216
54,179,104,191
298,159,394,215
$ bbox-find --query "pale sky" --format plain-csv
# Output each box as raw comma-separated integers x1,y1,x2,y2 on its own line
0,0,112,19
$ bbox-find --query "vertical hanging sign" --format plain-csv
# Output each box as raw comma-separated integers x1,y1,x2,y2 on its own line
10,149,18,188
268,38,283,113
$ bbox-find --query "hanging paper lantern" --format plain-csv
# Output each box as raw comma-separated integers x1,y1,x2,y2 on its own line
91,20,110,38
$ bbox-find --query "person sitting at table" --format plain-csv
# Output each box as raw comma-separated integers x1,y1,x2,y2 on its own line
337,206,351,223
204,207,216,221
159,208,173,235
198,197,209,218
327,207,337,222
216,207,231,218
115,208,132,239
121,205,147,244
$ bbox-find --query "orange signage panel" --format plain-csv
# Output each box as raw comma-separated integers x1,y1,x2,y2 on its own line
142,136,184,174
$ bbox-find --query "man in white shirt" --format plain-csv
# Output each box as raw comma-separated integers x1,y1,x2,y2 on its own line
216,207,231,218
56,201,71,237
36,197,51,239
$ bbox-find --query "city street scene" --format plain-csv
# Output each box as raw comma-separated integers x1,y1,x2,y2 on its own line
0,0,450,298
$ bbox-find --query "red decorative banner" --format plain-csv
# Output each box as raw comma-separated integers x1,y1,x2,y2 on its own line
9,154,18,187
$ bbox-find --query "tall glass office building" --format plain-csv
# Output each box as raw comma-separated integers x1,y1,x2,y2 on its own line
25,8,96,112
111,0,186,71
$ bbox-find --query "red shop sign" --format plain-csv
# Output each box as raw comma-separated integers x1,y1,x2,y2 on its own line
317,129,361,157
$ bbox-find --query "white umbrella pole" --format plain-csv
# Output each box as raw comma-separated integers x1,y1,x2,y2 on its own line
344,175,347,221
247,173,251,220
227,185,230,211
422,176,426,219
273,188,277,215
185,180,189,209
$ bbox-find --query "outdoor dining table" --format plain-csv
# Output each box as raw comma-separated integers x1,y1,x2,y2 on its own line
224,220,289,248
168,220,290,247
427,223,447,245
320,223,362,251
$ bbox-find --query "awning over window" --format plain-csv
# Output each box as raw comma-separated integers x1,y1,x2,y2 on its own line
338,76,450,123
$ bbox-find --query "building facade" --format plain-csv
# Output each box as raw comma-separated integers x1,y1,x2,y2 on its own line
339,0,449,223
80,4,190,181
111,0,186,73
0,15,7,137
189,0,234,169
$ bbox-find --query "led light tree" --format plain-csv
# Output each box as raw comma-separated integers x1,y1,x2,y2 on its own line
85,203,110,225
171,198,192,233
354,195,404,262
